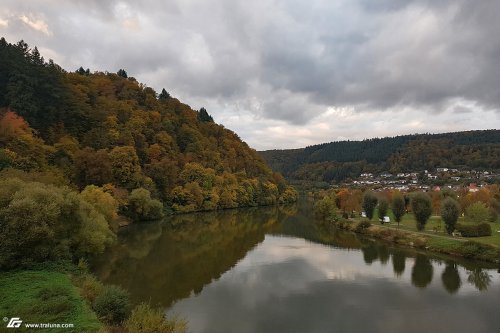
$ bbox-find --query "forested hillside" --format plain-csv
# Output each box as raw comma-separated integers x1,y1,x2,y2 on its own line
260,130,500,183
0,38,297,215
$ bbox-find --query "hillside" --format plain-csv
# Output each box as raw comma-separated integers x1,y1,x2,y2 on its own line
259,130,500,184
0,38,297,214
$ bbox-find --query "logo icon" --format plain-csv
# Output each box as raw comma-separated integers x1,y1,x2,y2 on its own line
6,317,22,328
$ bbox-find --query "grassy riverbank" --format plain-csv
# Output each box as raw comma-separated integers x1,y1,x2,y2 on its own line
334,217,500,264
0,269,101,333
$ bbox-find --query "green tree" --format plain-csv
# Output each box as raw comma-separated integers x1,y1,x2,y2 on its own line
377,197,389,223
314,195,337,220
128,188,164,221
109,146,142,187
0,178,115,269
465,202,489,224
80,185,119,226
362,191,378,220
441,197,460,234
411,192,432,231
391,193,406,226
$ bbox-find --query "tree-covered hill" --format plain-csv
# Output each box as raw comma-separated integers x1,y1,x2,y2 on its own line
259,130,500,183
0,38,297,215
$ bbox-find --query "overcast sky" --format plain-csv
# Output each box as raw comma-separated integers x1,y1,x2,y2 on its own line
1,0,499,150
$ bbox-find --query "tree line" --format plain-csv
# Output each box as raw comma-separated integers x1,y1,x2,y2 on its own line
260,130,500,183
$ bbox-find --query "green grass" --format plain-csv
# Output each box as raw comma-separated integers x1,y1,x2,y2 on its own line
361,208,500,248
0,270,101,333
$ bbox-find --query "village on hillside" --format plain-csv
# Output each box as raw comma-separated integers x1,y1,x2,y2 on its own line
338,168,499,192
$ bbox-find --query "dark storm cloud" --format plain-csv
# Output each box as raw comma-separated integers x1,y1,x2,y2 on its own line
0,0,498,148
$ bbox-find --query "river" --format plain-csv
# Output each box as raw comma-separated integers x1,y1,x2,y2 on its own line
93,199,500,333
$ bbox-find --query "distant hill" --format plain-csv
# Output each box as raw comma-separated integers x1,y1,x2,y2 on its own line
0,38,297,213
259,130,500,183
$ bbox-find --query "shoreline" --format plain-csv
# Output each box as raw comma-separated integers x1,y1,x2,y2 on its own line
332,219,500,266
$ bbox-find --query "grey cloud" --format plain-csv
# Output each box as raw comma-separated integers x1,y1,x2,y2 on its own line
0,0,498,147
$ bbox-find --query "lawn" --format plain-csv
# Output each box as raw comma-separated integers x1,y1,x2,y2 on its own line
355,208,500,248
0,270,101,333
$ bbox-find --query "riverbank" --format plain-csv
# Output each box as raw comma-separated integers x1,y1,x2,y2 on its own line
0,268,102,333
333,218,500,265
0,263,187,333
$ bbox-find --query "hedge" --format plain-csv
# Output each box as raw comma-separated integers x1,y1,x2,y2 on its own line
456,223,492,237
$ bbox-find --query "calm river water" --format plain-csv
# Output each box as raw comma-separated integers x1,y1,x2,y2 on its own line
93,199,500,333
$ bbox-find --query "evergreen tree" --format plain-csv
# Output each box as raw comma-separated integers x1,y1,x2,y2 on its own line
117,69,128,78
158,88,170,100
198,107,214,122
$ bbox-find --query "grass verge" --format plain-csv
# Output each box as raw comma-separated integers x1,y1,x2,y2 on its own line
0,270,101,333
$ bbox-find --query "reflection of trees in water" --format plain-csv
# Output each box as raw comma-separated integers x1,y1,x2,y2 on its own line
411,255,434,289
378,245,390,265
94,205,285,307
441,262,461,294
467,268,492,291
392,251,406,277
361,242,378,265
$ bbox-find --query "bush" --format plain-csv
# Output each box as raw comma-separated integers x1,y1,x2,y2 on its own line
125,303,187,333
465,202,489,224
411,192,432,231
355,220,371,233
128,188,164,221
456,223,492,237
79,274,104,304
92,285,131,324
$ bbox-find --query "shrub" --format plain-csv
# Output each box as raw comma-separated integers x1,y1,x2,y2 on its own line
441,197,460,235
128,188,164,221
93,285,131,324
456,223,492,237
362,191,378,220
79,274,104,304
411,192,432,231
355,220,371,233
125,303,187,333
465,202,489,224
377,197,389,223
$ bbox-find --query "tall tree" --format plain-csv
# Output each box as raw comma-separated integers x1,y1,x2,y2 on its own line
391,193,406,226
377,197,389,223
411,192,432,231
441,197,460,234
362,191,378,220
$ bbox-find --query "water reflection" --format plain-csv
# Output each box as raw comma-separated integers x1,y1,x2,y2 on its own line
392,251,406,277
467,268,492,291
411,255,434,289
442,262,461,294
93,200,500,333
